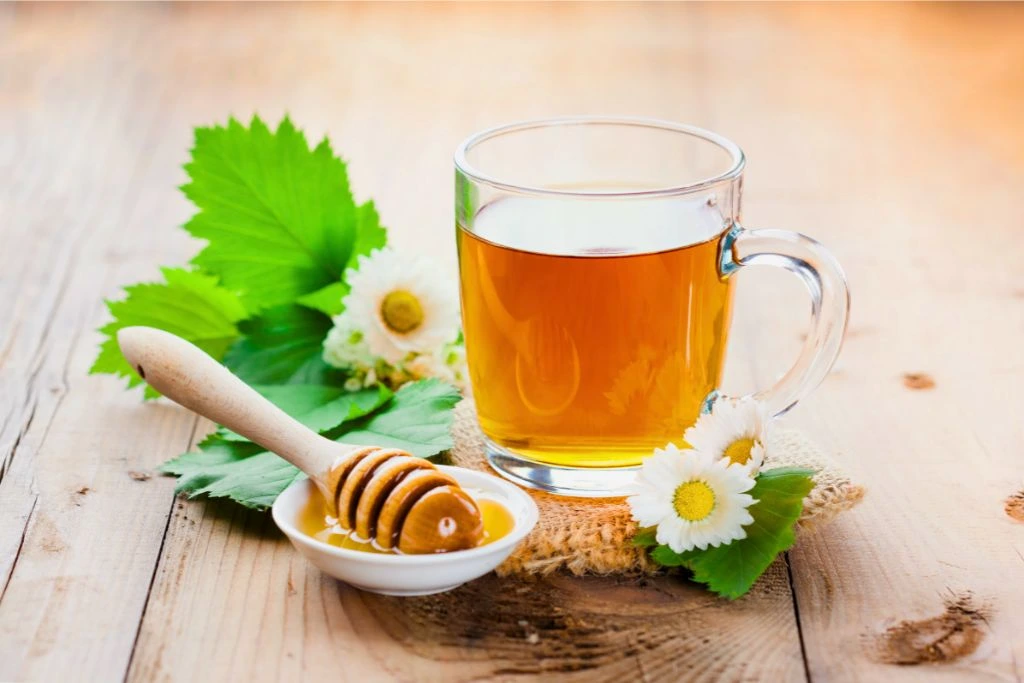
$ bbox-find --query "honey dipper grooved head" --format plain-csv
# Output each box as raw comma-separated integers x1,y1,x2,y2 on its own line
374,468,458,550
354,456,435,541
397,485,484,555
329,446,485,554
325,446,378,516
335,448,405,530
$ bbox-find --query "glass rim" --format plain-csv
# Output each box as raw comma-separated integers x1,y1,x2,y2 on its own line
454,116,746,199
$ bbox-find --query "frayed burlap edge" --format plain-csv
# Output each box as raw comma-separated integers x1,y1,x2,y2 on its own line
450,399,865,577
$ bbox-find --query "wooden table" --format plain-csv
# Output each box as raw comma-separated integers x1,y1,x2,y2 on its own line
2,3,1023,681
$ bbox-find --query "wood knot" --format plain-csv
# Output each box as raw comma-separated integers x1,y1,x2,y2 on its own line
360,573,714,674
902,373,935,390
867,593,990,665
1005,490,1024,523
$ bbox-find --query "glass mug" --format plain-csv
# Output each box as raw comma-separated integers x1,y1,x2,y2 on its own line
455,117,848,497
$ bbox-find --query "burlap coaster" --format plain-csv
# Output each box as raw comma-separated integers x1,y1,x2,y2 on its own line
450,399,864,576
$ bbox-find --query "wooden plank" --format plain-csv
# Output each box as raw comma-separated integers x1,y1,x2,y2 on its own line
131,445,804,682
131,465,804,682
121,3,807,681
0,5,203,680
700,4,1024,680
5,2,1022,681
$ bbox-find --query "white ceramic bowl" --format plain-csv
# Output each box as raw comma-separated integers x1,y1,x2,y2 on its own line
272,465,539,596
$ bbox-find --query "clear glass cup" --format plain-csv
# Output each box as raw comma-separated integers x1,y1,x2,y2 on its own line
455,117,849,497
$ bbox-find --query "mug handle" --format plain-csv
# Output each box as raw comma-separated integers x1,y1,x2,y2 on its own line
717,223,850,417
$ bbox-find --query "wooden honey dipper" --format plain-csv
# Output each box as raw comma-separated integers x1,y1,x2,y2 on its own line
117,326,484,554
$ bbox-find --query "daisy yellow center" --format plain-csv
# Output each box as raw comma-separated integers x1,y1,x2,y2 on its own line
673,480,716,522
724,437,756,466
380,290,424,334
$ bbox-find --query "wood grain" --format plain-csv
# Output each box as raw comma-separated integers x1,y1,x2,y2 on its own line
119,5,806,681
0,6,203,679
710,4,1024,681
1,2,1022,682
130,454,803,683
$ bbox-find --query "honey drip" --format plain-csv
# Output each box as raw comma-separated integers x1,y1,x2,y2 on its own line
298,487,514,554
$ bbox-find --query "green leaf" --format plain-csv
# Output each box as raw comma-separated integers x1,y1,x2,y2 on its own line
220,384,392,441
162,441,303,510
293,201,383,317
334,379,462,458
632,527,659,548
666,467,815,599
350,200,386,268
296,281,348,317
160,379,460,510
90,268,247,397
182,115,386,310
162,438,264,476
222,304,341,385
190,451,304,509
651,545,689,567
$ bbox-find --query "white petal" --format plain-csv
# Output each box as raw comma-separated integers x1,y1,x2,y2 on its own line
677,448,711,480
735,493,756,508
628,491,673,527
744,442,766,474
689,529,711,551
656,515,688,552
641,449,683,486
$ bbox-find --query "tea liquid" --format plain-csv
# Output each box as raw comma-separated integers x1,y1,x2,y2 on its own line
458,197,734,467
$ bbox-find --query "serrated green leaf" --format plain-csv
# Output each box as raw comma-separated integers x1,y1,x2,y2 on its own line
334,379,461,458
90,268,247,397
169,444,304,510
190,451,305,509
294,202,382,317
222,304,341,385
296,281,348,317
161,438,263,476
651,545,689,566
350,200,386,267
632,527,659,548
161,379,460,510
220,384,391,441
670,467,815,599
182,115,385,310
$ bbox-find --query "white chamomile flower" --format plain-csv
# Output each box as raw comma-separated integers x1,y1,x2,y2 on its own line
406,342,469,390
445,343,469,389
628,444,757,553
406,352,454,387
322,312,376,370
684,397,772,474
405,353,449,381
343,248,460,364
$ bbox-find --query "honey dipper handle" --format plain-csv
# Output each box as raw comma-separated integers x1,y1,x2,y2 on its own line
117,326,334,477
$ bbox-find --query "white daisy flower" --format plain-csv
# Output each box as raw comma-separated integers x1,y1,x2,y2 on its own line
684,397,773,474
322,312,376,370
406,353,453,383
628,444,757,553
343,248,460,365
406,341,468,390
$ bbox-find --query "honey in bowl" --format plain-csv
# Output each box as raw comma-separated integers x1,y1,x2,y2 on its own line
298,486,516,554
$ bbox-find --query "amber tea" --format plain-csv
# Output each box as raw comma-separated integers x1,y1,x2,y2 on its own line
456,118,848,496
458,197,735,468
